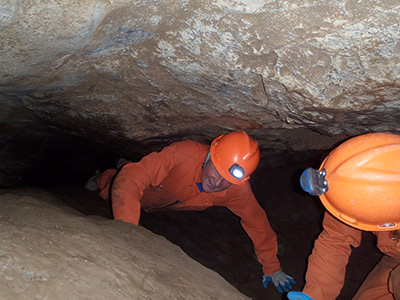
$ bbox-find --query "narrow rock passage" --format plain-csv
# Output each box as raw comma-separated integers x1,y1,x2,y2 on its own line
17,152,382,300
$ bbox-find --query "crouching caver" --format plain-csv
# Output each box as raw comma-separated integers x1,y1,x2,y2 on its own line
86,131,295,294
288,132,400,300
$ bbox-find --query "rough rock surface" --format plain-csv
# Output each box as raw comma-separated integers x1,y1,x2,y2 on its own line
0,189,250,300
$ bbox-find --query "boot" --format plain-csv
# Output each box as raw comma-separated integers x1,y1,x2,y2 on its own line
85,170,100,192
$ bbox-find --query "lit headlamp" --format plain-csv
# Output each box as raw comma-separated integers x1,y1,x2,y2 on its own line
229,163,245,180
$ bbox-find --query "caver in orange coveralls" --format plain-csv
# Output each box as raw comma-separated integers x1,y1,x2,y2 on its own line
288,132,400,300
90,131,294,293
303,212,400,300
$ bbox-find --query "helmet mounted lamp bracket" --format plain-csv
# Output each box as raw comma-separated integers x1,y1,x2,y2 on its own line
300,168,329,196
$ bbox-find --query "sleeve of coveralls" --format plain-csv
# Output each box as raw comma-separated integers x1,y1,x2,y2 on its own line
111,143,178,225
226,185,281,275
303,212,362,300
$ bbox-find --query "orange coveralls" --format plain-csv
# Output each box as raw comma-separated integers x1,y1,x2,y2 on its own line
303,212,400,300
96,140,281,275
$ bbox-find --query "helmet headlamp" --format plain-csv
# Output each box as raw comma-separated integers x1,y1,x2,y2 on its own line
229,163,245,180
300,168,328,196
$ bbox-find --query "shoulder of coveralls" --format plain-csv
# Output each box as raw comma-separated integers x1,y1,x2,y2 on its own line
322,211,362,246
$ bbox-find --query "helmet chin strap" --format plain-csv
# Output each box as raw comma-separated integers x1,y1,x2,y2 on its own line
203,151,211,168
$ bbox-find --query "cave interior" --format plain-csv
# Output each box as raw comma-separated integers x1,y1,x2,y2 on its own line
2,130,383,300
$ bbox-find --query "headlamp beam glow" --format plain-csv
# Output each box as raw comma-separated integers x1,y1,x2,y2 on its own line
229,163,245,179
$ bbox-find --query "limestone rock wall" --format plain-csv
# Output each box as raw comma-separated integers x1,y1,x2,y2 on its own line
0,189,250,300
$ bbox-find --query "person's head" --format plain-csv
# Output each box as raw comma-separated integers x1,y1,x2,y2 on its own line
300,132,400,231
201,131,260,193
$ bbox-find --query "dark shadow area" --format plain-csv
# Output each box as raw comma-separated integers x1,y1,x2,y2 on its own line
14,134,383,300
19,133,144,188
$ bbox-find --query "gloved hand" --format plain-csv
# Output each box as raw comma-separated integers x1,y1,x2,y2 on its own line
262,270,296,293
287,291,314,300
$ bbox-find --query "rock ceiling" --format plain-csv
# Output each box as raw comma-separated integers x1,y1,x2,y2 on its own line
0,0,399,184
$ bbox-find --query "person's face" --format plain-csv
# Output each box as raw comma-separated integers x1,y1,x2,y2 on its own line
201,159,232,193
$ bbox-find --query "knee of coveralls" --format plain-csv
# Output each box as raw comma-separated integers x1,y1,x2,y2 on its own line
353,255,399,300
389,264,400,300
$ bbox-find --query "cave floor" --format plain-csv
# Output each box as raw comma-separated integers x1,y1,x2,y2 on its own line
35,162,382,300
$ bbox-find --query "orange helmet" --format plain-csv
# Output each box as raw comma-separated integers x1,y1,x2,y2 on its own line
310,133,400,231
210,131,260,185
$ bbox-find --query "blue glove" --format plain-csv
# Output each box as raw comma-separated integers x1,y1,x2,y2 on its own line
287,291,314,300
262,270,296,293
